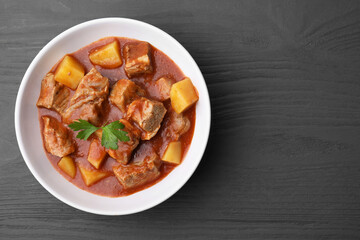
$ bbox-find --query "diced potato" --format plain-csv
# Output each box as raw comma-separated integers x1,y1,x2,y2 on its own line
89,41,122,68
170,78,199,113
162,141,182,164
58,156,76,178
54,55,85,90
87,139,107,169
78,165,109,187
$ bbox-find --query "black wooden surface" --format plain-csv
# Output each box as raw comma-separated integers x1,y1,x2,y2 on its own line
2,0,360,239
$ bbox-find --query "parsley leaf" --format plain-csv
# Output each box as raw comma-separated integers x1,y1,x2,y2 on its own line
101,121,130,150
68,120,129,150
68,119,99,140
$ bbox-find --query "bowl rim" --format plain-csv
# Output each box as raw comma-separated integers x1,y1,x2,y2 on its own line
14,17,211,215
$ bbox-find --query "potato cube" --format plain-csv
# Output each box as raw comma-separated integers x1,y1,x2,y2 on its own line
58,156,76,178
89,41,122,68
79,165,109,186
87,139,107,169
162,141,182,164
170,78,199,113
54,55,85,90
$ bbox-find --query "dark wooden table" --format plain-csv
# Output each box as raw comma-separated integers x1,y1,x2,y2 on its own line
2,0,360,239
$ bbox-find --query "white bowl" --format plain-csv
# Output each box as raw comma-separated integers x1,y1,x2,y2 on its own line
15,18,211,215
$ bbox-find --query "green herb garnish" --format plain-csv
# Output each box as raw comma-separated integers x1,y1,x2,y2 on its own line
68,119,99,140
68,120,130,150
101,121,130,150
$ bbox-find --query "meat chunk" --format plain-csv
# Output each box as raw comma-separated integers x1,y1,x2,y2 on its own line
160,111,190,158
36,73,70,114
168,111,190,138
109,79,145,112
113,145,162,189
42,116,75,157
155,76,174,101
97,120,141,164
127,97,167,140
63,68,109,126
124,42,153,77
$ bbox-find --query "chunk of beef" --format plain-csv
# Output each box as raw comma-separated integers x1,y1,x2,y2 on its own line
97,120,141,164
107,139,139,165
155,76,174,101
113,145,162,189
124,42,153,77
160,111,190,157
63,68,109,126
36,73,70,114
168,111,190,139
109,79,145,112
42,116,75,157
127,97,167,140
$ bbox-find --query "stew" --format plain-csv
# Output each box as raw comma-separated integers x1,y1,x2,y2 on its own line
36,37,198,197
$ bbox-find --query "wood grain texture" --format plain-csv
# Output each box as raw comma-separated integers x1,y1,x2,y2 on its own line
2,0,360,239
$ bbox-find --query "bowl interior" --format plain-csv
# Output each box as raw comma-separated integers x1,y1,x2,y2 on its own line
15,18,210,215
